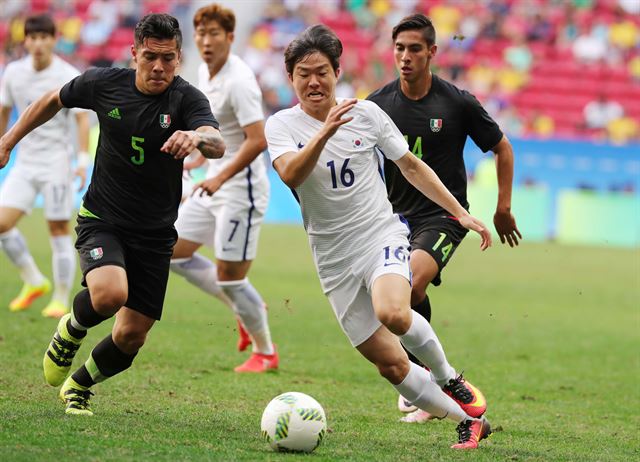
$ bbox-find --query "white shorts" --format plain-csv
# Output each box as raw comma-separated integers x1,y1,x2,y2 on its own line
181,171,195,201
325,234,411,347
0,163,74,220
175,173,269,262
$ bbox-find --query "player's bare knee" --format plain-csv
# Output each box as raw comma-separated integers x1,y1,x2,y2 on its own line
113,327,147,353
377,360,409,384
0,221,13,234
47,220,69,236
217,262,249,281
377,304,411,334
90,286,127,314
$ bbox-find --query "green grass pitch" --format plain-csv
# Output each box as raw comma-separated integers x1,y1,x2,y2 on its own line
0,212,638,461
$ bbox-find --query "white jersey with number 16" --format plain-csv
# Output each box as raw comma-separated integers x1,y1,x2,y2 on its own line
265,99,410,292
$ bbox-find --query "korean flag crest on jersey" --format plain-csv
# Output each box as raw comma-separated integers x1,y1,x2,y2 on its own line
160,114,171,128
430,119,443,132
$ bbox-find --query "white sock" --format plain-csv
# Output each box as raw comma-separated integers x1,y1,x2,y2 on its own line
399,311,456,387
170,254,234,309
0,228,45,286
50,235,76,305
219,278,274,355
394,362,468,423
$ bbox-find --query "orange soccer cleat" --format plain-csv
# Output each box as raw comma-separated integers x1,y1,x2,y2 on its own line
442,373,487,418
9,279,51,311
236,319,251,352
234,346,279,373
451,416,492,449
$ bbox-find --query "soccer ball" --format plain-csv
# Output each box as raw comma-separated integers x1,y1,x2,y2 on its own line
260,392,327,453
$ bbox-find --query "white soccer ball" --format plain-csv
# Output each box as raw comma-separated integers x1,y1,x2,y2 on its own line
260,392,327,453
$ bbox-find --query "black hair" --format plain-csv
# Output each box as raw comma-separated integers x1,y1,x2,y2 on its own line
24,14,56,37
134,13,182,50
284,24,342,75
392,14,436,46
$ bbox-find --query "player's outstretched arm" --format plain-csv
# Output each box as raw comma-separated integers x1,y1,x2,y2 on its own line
161,126,225,160
0,88,64,168
194,120,267,197
394,152,492,250
273,99,356,188
491,134,522,247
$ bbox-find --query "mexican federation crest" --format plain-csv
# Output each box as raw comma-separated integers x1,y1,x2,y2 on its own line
160,114,171,128
430,118,443,132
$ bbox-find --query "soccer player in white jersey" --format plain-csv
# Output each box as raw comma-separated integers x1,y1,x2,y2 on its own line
266,25,493,449
0,14,90,318
170,4,278,373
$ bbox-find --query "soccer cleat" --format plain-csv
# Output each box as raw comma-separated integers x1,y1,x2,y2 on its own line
451,416,491,449
234,345,279,373
8,279,51,311
397,394,418,413
41,300,70,319
236,319,251,352
43,313,84,386
442,373,487,418
59,377,94,416
400,408,436,423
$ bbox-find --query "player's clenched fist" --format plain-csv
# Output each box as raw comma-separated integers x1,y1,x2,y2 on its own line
161,130,201,160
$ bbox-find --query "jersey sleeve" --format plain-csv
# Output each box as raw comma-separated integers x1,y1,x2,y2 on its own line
59,68,103,110
181,86,219,130
0,63,14,108
265,114,297,164
370,102,409,160
462,90,503,152
62,63,87,115
229,76,264,127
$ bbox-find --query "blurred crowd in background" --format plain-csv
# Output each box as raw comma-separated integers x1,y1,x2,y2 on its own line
1,0,639,144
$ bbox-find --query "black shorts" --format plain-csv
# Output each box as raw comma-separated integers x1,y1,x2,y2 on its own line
75,216,178,320
408,215,468,286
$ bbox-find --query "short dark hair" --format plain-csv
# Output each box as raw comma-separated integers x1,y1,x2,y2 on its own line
193,3,235,33
284,25,342,75
392,14,436,46
24,14,56,37
134,13,182,50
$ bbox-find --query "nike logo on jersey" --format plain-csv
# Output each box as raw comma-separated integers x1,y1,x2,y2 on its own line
107,108,122,120
384,262,401,267
297,142,304,149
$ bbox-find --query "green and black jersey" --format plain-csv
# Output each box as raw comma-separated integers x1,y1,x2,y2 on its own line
60,68,218,230
367,76,502,227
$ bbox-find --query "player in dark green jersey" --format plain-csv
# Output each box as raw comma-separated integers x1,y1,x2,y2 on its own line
368,14,521,425
0,13,225,416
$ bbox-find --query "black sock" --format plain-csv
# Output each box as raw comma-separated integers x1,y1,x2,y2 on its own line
411,295,432,323
72,289,109,329
71,365,95,388
66,320,87,339
72,334,138,388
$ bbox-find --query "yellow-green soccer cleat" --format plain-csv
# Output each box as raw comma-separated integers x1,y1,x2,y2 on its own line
43,313,83,386
59,377,93,416
41,300,70,319
9,279,51,311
